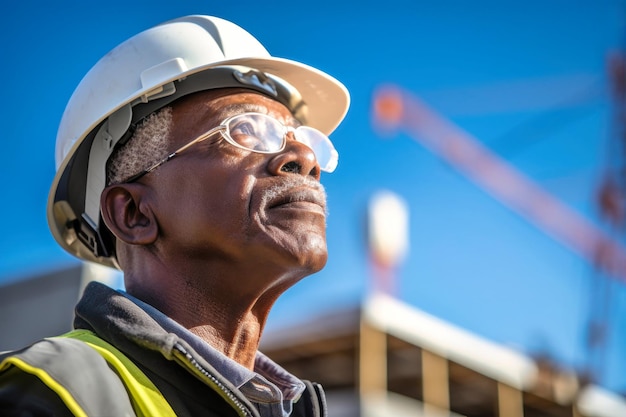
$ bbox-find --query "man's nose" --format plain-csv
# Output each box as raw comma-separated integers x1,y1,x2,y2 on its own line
267,139,321,180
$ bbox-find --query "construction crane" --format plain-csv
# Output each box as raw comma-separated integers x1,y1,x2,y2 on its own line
372,84,626,283
371,71,626,385
584,51,626,384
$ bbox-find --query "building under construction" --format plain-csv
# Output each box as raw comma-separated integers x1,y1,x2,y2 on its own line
262,292,626,417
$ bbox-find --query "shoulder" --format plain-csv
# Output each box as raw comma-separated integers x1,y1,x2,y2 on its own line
0,337,135,416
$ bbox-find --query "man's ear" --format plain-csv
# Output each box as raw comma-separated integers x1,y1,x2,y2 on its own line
100,184,158,246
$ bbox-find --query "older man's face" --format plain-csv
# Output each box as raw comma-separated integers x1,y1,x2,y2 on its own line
144,89,329,285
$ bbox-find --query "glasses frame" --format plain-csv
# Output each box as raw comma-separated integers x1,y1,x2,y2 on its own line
121,112,337,183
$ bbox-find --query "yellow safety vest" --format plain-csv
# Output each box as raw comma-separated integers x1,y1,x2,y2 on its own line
0,329,177,417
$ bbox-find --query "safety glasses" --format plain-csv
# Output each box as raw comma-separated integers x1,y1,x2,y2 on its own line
124,112,338,183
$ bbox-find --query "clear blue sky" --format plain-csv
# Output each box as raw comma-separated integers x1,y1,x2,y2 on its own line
3,0,626,392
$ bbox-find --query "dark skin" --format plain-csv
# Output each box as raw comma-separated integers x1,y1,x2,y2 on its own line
100,89,328,369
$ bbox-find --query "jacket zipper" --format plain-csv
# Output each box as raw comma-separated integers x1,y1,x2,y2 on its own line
173,343,255,417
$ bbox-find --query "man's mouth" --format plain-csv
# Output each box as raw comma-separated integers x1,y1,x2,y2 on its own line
269,188,326,214
262,178,327,216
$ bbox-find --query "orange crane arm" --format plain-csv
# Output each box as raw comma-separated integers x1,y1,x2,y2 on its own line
372,85,626,282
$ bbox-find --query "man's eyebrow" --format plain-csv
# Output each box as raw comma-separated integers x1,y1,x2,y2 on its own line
221,103,266,116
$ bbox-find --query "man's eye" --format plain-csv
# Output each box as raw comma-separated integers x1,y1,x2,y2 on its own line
230,122,266,150
231,121,256,137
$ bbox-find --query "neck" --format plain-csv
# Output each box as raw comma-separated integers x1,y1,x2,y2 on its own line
123,255,303,370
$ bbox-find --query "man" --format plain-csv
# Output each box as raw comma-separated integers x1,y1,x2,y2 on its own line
0,15,349,417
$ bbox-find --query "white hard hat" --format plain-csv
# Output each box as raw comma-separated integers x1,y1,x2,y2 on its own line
48,15,350,269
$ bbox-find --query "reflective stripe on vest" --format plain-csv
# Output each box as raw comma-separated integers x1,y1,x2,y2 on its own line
1,335,136,416
0,354,90,417
59,329,176,417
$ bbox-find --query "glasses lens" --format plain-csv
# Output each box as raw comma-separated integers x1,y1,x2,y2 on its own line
225,113,338,173
295,126,339,173
226,113,284,153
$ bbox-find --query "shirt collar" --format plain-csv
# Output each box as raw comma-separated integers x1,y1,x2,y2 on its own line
121,290,305,403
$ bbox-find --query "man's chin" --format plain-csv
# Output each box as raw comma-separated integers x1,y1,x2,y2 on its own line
267,231,328,273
